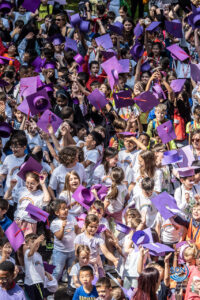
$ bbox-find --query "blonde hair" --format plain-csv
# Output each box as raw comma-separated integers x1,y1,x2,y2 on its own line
76,245,90,257
107,167,124,200
184,244,198,259
155,103,167,113
63,170,80,197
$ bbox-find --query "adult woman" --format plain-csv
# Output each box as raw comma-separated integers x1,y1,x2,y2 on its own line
123,17,134,46
191,129,200,159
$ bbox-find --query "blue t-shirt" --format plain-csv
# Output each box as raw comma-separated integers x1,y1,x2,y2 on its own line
0,215,12,231
72,285,98,300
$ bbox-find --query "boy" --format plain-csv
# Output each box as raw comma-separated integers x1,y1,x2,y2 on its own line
96,277,114,300
72,266,98,300
82,131,102,187
186,105,200,143
0,261,26,299
0,199,12,232
187,204,200,249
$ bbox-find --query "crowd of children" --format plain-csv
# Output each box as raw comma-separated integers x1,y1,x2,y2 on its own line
1,0,200,299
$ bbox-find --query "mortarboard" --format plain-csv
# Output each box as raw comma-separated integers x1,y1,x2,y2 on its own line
17,157,43,181
43,62,56,70
188,11,200,29
141,60,151,72
151,191,180,220
96,224,107,234
113,90,134,108
132,228,153,249
43,262,56,274
134,22,143,38
31,57,46,73
70,13,81,27
87,89,108,110
65,37,78,52
109,21,124,35
134,91,159,112
142,242,174,256
157,120,176,144
177,167,197,178
5,222,24,252
72,185,95,210
0,122,13,138
25,203,49,222
0,1,12,13
74,53,84,65
19,77,38,100
191,63,200,82
118,59,130,73
146,21,161,32
49,34,65,46
116,222,131,234
166,44,189,62
37,109,63,134
177,145,195,168
22,0,40,13
170,79,186,93
101,49,117,60
80,20,90,33
0,78,8,87
0,56,14,65
165,20,183,38
91,184,109,200
130,42,144,62
152,83,166,100
95,34,113,50
26,89,51,116
162,150,182,166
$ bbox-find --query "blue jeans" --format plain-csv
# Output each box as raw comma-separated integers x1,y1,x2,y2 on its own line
52,249,75,283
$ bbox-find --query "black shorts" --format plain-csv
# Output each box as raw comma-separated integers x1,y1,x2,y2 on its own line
24,283,45,300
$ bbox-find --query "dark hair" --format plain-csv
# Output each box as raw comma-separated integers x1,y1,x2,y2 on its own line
54,288,72,300
107,167,124,200
0,199,9,211
0,261,14,274
141,177,154,191
194,105,200,115
133,267,159,300
0,237,10,248
107,11,116,20
53,199,67,213
79,265,94,276
96,277,111,288
85,214,99,228
61,107,74,120
89,61,99,70
89,131,103,147
102,147,118,174
25,233,38,243
58,146,77,167
10,131,27,147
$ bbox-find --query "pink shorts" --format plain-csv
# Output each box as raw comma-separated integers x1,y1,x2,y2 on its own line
15,220,37,237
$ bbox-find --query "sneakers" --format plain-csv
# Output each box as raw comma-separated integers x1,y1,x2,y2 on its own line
61,270,68,283
46,242,54,251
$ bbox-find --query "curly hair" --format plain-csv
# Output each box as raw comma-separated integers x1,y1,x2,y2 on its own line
58,146,77,167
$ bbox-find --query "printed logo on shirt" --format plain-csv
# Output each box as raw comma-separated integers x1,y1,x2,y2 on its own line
170,265,189,282
35,261,42,267
19,197,34,204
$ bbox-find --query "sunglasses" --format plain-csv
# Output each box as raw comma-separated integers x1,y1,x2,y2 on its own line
192,139,200,143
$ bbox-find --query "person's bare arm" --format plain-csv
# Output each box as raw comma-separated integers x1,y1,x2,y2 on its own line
54,220,66,240
164,253,172,287
28,235,44,257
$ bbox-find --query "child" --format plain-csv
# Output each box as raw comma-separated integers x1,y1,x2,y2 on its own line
74,214,118,277
59,170,83,217
0,261,26,299
104,167,129,223
50,200,77,282
70,245,94,289
185,250,200,299
186,105,200,142
130,177,158,228
0,199,12,232
25,120,43,150
23,233,46,300
12,107,24,130
72,266,98,300
82,131,102,187
187,203,200,249
96,277,114,300
0,237,19,278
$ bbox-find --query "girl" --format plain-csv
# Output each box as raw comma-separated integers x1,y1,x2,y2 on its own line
92,147,119,186
69,245,94,289
59,171,83,217
74,214,118,277
7,171,50,236
50,200,77,282
133,267,160,300
104,167,128,223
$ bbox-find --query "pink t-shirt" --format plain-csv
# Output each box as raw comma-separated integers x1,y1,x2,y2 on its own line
185,266,200,300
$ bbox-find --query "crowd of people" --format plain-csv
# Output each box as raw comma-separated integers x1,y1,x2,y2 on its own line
1,0,200,299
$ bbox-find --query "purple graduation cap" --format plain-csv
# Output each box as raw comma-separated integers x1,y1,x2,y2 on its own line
113,90,134,108
19,77,38,100
177,145,195,168
96,224,107,234
0,122,13,138
118,59,129,73
101,49,117,60
37,109,63,134
166,44,189,62
170,79,186,93
76,213,87,228
5,222,24,252
142,242,174,256
130,42,144,62
151,191,180,220
80,20,90,33
0,56,14,65
43,62,56,70
87,89,107,110
70,13,81,27
22,0,40,13
65,37,78,52
134,91,159,112
43,262,56,274
0,1,12,13
162,150,182,166
157,120,176,144
146,21,161,32
134,22,143,38
152,83,166,100
0,79,8,88
31,57,46,73
95,34,113,50
132,228,153,249
165,20,183,38
109,21,124,35
26,203,49,222
72,185,95,210
91,184,109,200
188,11,200,29
191,63,200,82
17,157,42,181
74,53,84,65
141,60,151,72
116,222,131,234
177,167,196,178
26,89,51,116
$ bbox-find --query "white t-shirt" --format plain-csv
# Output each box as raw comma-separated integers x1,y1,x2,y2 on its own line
92,163,123,186
106,184,128,213
14,187,44,223
83,147,100,186
118,149,138,172
74,232,104,259
133,168,163,194
59,190,83,217
49,163,86,195
24,249,45,285
26,133,44,150
50,215,77,252
175,184,200,214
